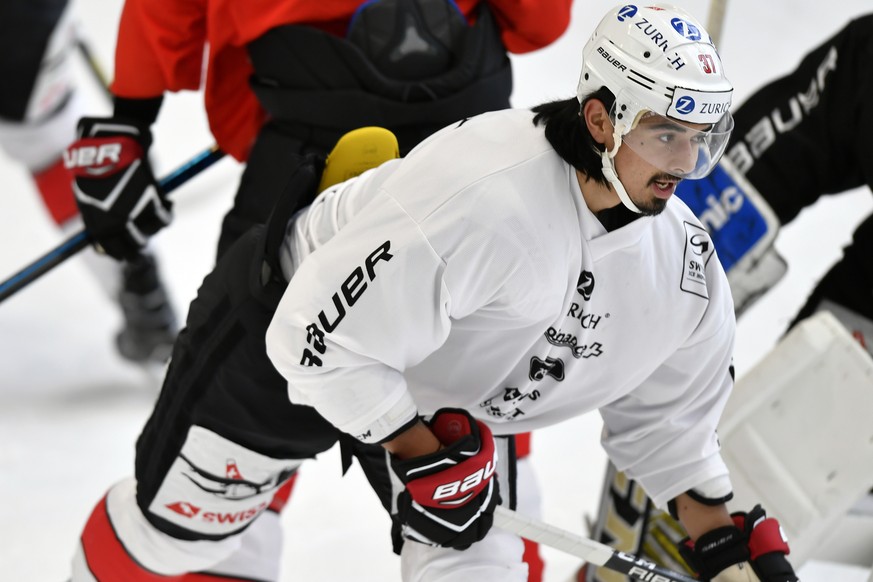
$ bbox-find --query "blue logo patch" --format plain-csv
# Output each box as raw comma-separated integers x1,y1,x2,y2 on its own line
617,5,638,21
675,96,696,115
675,164,769,272
671,18,702,40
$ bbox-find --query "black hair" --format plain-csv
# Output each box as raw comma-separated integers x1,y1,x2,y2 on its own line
531,87,615,186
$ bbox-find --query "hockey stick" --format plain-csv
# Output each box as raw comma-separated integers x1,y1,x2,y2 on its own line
0,146,225,303
76,37,113,103
493,506,698,582
707,0,728,47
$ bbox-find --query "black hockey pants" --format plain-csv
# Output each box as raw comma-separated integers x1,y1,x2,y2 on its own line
0,0,69,120
133,218,397,541
135,154,394,541
726,14,873,327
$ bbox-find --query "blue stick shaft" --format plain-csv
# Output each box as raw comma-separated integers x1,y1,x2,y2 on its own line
0,146,225,303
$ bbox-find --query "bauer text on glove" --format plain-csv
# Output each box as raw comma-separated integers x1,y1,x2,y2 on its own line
679,504,797,582
390,408,501,550
66,117,171,260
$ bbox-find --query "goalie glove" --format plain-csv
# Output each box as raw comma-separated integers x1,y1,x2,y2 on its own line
66,117,170,260
679,505,797,582
390,408,500,550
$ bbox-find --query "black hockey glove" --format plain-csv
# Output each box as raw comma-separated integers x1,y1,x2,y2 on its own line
679,505,797,582
66,117,170,260
390,409,500,550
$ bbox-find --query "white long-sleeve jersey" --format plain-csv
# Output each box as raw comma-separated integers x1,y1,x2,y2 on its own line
266,109,737,508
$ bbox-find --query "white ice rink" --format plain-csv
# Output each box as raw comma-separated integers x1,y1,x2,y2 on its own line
2,0,872,580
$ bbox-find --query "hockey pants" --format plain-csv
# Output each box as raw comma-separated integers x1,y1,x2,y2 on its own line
71,225,527,581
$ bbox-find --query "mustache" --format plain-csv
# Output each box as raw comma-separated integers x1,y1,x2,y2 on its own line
648,173,681,185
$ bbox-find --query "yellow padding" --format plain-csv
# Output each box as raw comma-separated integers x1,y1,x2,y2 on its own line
318,127,400,193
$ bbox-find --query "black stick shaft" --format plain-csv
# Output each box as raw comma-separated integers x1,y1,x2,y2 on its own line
76,38,113,103
602,552,699,582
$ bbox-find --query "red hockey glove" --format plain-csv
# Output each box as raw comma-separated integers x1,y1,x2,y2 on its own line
390,408,500,550
679,505,797,582
66,117,170,260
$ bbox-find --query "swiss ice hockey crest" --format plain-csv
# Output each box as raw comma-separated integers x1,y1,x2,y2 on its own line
681,221,714,299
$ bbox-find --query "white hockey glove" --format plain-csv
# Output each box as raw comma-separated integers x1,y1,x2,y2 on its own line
390,409,500,549
679,505,797,582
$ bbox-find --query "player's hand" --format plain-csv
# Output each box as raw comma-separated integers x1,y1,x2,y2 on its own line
66,117,170,260
390,408,500,549
679,504,797,582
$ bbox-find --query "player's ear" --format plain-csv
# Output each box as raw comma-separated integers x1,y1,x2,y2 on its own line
582,99,613,150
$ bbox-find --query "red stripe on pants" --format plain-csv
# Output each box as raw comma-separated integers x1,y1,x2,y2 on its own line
80,494,176,581
79,494,263,581
33,158,78,225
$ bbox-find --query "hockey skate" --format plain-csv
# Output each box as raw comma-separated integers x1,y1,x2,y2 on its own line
115,253,178,365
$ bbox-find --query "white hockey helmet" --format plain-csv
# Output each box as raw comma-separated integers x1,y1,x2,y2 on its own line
577,4,734,212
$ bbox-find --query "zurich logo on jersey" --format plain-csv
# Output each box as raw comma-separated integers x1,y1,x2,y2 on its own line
671,18,702,40
675,96,696,115
617,5,638,21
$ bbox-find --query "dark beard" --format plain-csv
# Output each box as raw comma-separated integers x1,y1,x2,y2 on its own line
635,174,679,216
635,197,668,216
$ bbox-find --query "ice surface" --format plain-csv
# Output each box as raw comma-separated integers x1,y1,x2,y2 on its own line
1,0,871,580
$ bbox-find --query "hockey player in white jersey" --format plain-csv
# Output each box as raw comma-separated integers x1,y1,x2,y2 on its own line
70,4,797,581
583,12,873,582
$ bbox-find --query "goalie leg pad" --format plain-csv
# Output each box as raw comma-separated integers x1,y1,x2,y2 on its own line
585,312,873,578
813,300,873,359
584,462,694,582
719,311,873,568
